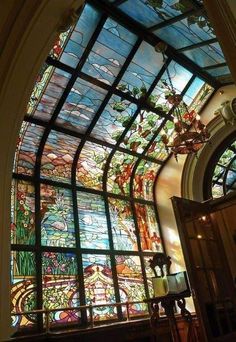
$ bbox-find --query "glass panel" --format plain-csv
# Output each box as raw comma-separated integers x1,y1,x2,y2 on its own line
119,0,193,28
76,142,111,190
82,254,117,321
41,185,75,247
14,122,44,176
133,160,160,200
11,251,37,329
56,77,107,134
82,18,136,85
183,78,214,113
11,180,35,245
147,120,174,160
135,204,162,252
143,256,155,297
49,29,72,60
107,152,137,195
183,43,225,68
42,252,79,324
27,67,70,120
116,255,147,316
207,66,230,77
155,15,215,49
120,110,163,153
108,197,138,251
91,95,137,144
77,192,109,249
60,4,102,67
41,130,80,183
118,41,164,93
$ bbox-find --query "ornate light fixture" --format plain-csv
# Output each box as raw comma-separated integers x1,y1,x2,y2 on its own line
155,42,210,161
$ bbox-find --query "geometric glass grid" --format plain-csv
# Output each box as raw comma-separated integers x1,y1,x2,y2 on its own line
11,0,219,332
204,135,236,199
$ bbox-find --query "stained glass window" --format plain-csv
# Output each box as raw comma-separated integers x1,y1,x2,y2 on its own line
12,0,220,332
205,135,236,199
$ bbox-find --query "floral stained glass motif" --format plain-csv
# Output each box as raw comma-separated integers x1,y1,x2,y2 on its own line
42,252,80,324
56,77,107,134
41,130,80,183
108,198,137,251
41,185,75,247
11,180,35,245
13,122,44,176
91,95,137,144
82,18,137,85
76,142,111,190
107,152,137,195
59,4,102,68
147,120,174,161
115,255,147,316
77,192,109,249
83,254,116,321
118,41,164,93
135,204,162,252
27,67,70,120
120,110,163,154
133,161,161,201
11,251,37,329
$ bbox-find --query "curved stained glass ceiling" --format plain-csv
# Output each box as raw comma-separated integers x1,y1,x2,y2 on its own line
103,0,232,84
12,0,216,330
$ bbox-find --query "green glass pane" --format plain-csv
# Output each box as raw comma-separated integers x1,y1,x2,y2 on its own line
11,251,37,329
42,252,80,324
41,185,75,247
11,180,35,245
108,152,137,195
133,161,160,200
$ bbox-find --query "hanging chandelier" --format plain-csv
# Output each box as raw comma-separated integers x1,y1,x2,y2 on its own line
155,42,210,161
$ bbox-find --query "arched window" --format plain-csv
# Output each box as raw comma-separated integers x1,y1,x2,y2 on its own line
204,132,236,199
11,1,214,331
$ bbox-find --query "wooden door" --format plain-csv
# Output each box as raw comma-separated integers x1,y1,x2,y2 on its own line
172,196,236,341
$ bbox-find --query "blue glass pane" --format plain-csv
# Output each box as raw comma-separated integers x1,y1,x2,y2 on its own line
119,0,193,28
118,41,164,93
77,192,110,249
56,78,107,133
155,15,215,49
41,185,75,247
183,78,214,112
91,95,137,144
41,130,80,183
119,0,163,27
183,43,225,68
207,66,230,77
82,18,137,85
60,4,102,67
28,67,70,121
120,110,163,153
109,198,138,251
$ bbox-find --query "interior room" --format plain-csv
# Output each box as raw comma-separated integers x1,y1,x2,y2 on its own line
0,0,236,341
